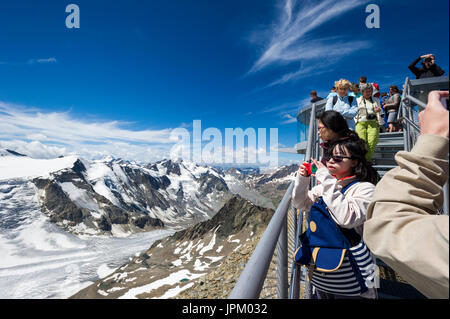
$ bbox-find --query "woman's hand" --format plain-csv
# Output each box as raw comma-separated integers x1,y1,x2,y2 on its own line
375,107,381,113
311,158,326,170
298,164,309,177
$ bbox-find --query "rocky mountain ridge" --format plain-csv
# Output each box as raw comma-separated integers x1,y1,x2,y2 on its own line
71,195,274,299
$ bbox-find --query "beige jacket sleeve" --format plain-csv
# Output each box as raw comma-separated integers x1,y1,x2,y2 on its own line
363,134,449,299
291,168,375,233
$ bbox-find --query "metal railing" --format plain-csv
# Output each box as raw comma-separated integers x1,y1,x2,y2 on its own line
230,76,449,299
229,102,319,299
398,77,449,215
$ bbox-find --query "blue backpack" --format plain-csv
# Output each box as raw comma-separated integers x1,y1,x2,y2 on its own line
293,181,376,296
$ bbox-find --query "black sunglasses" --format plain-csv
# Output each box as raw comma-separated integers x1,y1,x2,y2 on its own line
325,155,354,163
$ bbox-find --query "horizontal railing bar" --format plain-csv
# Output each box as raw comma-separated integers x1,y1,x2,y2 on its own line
398,116,420,132
403,94,427,109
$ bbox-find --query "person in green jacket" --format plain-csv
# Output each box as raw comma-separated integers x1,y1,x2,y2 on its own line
355,84,382,161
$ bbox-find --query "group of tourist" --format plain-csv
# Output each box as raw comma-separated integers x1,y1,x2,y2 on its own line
293,54,448,299
310,77,401,162
308,54,446,163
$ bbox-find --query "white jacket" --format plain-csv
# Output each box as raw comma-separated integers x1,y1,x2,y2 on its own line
291,168,375,237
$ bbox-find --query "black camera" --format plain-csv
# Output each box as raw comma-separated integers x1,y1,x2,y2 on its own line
367,114,377,120
424,57,433,63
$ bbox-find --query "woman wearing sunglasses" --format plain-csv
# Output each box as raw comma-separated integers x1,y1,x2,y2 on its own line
292,135,378,299
317,111,359,166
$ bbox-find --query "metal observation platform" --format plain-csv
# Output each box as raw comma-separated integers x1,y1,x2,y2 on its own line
229,76,449,299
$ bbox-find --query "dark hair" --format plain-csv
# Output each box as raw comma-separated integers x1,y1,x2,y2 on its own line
359,76,367,83
389,85,400,93
317,111,358,140
310,90,317,96
326,136,378,185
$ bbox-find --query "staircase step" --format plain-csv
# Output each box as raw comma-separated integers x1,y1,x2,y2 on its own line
378,137,404,142
376,141,404,148
379,132,404,139
375,150,403,155
372,159,397,166
373,165,397,172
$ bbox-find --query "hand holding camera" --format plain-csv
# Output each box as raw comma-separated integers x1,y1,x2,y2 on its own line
418,91,449,138
299,161,317,177
298,163,313,177
299,158,326,177
303,162,317,176
421,54,435,66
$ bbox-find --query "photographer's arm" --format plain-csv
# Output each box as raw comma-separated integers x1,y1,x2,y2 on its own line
408,56,422,77
364,91,449,299
364,135,449,299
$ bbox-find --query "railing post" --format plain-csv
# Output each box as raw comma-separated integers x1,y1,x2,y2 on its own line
400,78,410,151
289,209,302,299
289,103,317,299
276,214,288,299
443,180,449,216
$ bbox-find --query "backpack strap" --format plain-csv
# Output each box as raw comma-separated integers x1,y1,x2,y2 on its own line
333,95,354,106
340,180,359,194
332,95,338,106
338,180,361,245
348,95,354,105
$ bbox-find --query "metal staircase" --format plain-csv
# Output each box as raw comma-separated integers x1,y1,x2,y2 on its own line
372,132,404,177
229,76,449,300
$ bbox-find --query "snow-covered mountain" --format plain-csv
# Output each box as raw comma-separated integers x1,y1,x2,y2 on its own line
0,149,297,238
222,164,298,208
0,151,233,236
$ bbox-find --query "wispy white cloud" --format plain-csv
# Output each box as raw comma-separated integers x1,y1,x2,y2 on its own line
247,0,373,85
0,101,177,161
0,101,282,166
0,57,58,66
280,113,297,124
260,101,301,114
260,96,310,125
33,57,58,64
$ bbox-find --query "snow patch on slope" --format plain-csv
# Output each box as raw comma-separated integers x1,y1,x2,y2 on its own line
0,156,78,181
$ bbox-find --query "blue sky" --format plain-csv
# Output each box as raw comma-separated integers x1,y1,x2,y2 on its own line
0,0,449,166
